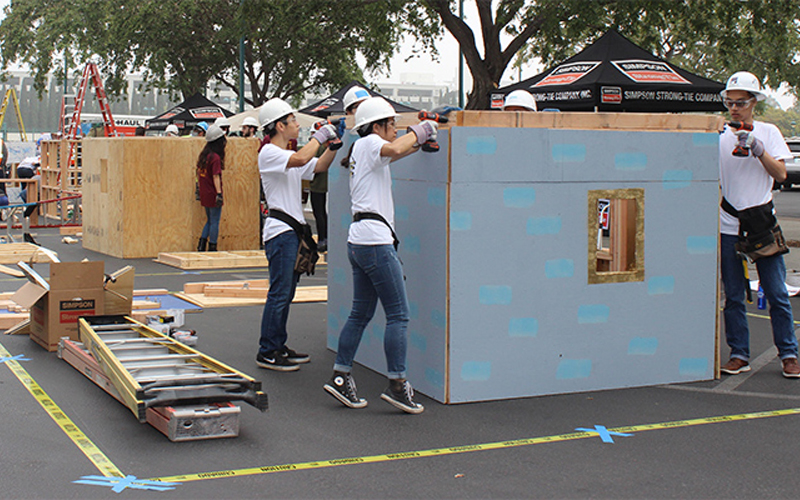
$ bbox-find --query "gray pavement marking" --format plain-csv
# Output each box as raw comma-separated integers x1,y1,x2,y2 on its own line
713,347,778,392
660,384,800,402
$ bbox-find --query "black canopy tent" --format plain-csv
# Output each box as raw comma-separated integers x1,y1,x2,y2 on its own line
493,30,725,113
145,93,234,131
299,81,418,118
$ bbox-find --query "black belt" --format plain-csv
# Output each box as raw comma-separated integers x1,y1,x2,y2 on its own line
353,212,399,250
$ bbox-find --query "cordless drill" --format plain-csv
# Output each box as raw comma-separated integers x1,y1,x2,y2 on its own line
313,118,343,150
417,111,449,152
728,121,754,157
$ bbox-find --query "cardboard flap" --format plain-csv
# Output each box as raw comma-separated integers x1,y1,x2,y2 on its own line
11,281,48,309
49,261,105,290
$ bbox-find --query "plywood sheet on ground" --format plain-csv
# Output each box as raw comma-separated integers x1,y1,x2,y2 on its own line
175,285,327,308
0,243,59,264
155,250,326,269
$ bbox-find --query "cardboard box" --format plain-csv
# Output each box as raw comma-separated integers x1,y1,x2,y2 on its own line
12,261,106,351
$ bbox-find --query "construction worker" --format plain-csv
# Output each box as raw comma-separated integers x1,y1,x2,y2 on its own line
718,71,800,378
343,86,371,114
240,116,259,138
165,124,180,137
323,97,437,414
214,117,232,136
256,97,339,371
196,124,227,252
192,122,208,137
502,89,537,111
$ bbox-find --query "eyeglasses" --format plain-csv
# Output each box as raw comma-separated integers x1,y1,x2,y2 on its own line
723,98,755,109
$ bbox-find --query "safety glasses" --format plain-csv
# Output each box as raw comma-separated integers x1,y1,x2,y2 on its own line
723,98,755,109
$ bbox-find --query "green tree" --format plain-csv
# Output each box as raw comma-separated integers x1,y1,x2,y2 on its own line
422,0,800,109
0,0,437,105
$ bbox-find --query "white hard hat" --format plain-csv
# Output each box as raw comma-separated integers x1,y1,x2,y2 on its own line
259,98,296,128
354,97,399,130
205,124,226,142
343,86,371,112
721,71,766,101
165,124,179,136
214,116,231,128
503,90,537,111
242,116,259,128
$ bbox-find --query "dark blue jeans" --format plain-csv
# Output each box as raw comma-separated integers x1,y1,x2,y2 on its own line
201,206,222,244
334,243,410,379
258,231,300,355
721,233,797,360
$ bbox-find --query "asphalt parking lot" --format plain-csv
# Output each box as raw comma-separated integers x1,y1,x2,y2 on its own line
4,226,800,499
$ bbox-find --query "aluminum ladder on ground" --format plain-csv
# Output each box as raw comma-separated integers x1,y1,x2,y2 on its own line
78,315,268,423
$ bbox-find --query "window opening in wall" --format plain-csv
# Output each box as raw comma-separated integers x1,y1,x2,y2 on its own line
588,189,644,284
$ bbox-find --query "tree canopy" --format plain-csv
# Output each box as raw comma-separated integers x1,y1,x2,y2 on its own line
422,0,800,109
0,0,436,105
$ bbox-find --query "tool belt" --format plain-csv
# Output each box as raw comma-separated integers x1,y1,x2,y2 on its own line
268,209,319,276
722,197,789,261
353,212,399,250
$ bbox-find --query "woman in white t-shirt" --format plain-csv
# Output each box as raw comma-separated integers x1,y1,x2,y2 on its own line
256,98,339,372
323,97,437,414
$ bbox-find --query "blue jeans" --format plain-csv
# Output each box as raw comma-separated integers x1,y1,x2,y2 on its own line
201,206,222,244
721,233,797,360
334,243,410,379
258,231,300,355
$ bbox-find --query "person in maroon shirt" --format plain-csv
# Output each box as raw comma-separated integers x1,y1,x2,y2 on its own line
196,124,227,251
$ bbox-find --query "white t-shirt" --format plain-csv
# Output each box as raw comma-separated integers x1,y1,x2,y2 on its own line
259,143,317,242
347,134,395,245
719,121,792,235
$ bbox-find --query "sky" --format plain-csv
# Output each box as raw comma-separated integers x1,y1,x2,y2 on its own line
0,0,794,110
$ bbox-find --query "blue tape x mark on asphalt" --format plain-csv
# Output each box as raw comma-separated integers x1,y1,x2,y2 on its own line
0,354,31,364
73,475,180,493
574,425,634,443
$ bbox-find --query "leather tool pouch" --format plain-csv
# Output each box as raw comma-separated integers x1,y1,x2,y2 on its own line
723,198,789,261
268,210,319,276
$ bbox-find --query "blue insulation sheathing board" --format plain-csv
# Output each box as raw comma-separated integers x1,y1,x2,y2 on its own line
328,124,720,404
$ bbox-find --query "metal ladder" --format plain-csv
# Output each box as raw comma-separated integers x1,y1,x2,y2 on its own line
0,88,27,141
78,315,268,423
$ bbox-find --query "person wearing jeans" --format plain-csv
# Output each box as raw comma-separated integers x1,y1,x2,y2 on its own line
255,97,338,371
718,71,800,378
196,124,227,252
323,97,438,413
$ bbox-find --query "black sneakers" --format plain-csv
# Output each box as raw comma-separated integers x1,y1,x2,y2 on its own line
324,372,367,409
381,379,424,414
282,346,310,364
256,350,299,371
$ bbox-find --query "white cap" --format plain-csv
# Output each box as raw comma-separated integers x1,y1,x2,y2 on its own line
503,90,537,111
343,86,371,112
165,124,179,136
354,97,399,130
242,116,259,128
205,124,226,142
259,98,296,128
721,71,766,101
214,116,231,128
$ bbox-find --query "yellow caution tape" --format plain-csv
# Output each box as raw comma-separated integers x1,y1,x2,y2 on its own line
151,407,800,484
0,342,123,478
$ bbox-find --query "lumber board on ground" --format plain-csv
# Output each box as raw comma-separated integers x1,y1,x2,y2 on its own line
156,249,326,270
0,312,28,329
175,285,327,308
0,243,59,263
183,279,268,294
455,110,724,132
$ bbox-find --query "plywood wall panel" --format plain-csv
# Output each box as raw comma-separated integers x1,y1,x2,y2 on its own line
82,137,260,258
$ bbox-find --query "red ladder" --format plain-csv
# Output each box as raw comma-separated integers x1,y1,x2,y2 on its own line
62,63,120,183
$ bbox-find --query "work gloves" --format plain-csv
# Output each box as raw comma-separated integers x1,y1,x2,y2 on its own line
734,129,765,158
215,193,224,208
407,120,438,146
312,124,339,145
